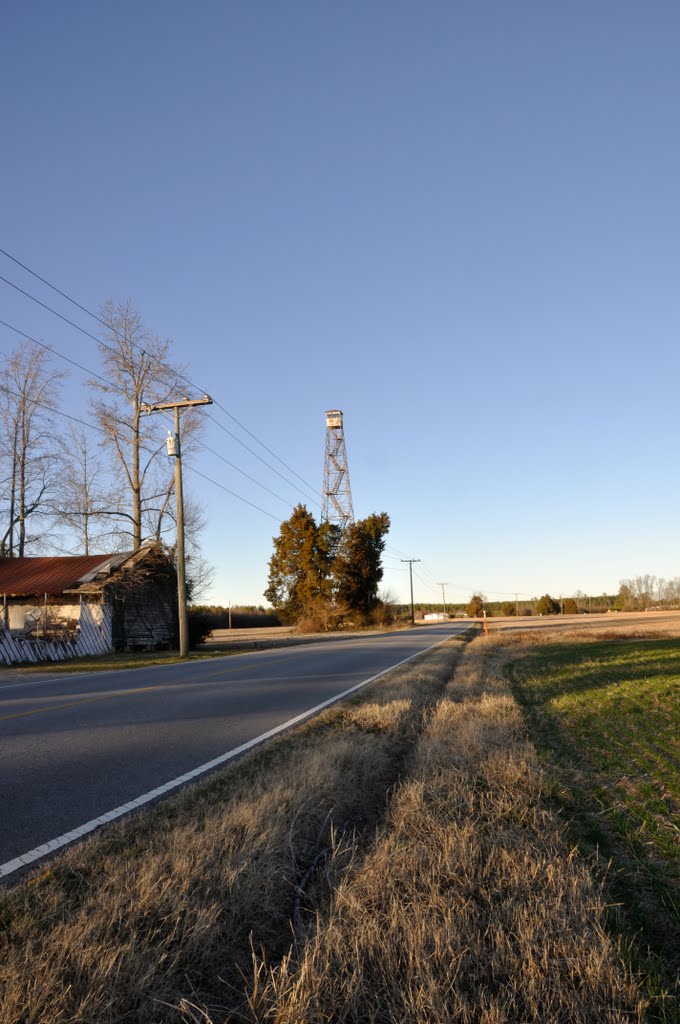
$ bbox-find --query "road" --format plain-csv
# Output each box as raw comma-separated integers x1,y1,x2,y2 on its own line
0,622,468,880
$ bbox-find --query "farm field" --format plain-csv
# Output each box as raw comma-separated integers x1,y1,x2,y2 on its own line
507,631,680,1018
491,609,680,637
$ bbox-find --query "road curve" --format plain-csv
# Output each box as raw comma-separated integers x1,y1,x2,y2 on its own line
0,623,468,880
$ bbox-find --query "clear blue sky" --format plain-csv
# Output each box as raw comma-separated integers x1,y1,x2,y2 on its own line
2,1,679,606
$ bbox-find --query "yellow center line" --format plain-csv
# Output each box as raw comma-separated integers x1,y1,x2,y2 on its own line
0,683,171,723
0,659,272,723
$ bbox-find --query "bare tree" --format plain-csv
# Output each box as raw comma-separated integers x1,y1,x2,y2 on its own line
89,300,200,550
0,346,63,557
52,426,124,554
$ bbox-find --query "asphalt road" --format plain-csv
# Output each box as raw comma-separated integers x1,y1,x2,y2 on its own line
0,622,468,880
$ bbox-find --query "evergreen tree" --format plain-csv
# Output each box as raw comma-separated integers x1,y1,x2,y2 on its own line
333,513,391,617
536,594,560,615
264,504,339,621
264,507,391,624
467,593,486,617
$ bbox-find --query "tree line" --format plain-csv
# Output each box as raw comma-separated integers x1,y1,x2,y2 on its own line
450,581,679,617
0,303,209,589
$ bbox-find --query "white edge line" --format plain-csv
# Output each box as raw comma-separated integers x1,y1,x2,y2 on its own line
0,629,466,879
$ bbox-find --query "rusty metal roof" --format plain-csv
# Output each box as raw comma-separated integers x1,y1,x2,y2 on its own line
0,554,131,597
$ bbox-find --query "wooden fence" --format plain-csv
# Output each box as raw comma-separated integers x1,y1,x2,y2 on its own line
0,601,112,666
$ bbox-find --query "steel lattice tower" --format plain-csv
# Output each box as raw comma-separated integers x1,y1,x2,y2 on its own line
322,409,354,531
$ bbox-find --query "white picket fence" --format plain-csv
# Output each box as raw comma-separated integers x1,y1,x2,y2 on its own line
0,602,113,666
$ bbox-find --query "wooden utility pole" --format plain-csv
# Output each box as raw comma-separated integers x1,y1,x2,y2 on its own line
437,582,448,616
142,395,212,657
401,559,420,625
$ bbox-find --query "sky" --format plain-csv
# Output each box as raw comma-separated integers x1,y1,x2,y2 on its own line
2,1,679,607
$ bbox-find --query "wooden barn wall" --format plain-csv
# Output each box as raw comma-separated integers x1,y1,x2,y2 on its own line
108,570,177,651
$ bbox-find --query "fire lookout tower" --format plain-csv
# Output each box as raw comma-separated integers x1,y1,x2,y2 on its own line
321,409,354,531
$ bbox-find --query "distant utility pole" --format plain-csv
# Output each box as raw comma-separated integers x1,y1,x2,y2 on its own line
401,559,421,625
437,582,448,616
142,395,213,657
515,592,519,619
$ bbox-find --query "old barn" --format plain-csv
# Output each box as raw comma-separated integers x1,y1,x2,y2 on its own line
0,543,177,664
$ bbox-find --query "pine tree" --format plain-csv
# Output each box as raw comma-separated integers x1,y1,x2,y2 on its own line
264,505,339,621
332,513,391,618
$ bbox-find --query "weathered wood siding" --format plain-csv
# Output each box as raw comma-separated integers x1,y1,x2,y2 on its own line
0,598,112,665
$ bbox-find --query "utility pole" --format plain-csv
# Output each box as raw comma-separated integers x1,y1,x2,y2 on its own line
401,559,420,625
437,582,448,617
142,395,212,657
515,592,519,619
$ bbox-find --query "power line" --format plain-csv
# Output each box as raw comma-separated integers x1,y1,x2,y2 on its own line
385,546,531,599
0,381,109,437
417,561,441,585
0,270,320,508
0,378,283,525
0,318,129,398
206,412,321,507
444,582,531,597
412,568,440,594
185,465,281,522
0,273,143,377
212,400,323,501
0,320,296,510
0,246,323,498
191,437,293,508
385,544,415,559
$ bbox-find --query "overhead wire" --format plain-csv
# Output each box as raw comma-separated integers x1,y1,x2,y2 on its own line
0,246,323,499
185,465,281,522
0,320,296,511
0,269,320,506
0,318,132,398
205,413,321,507
189,437,293,508
383,548,531,599
412,568,440,594
0,381,109,438
419,562,441,584
0,378,284,524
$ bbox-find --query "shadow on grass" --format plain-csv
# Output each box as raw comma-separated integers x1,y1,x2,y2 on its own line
516,637,680,704
508,638,680,1020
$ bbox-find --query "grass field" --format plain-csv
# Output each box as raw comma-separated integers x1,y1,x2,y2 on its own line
507,632,680,1018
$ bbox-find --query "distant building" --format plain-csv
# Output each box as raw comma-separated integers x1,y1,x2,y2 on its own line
423,612,449,621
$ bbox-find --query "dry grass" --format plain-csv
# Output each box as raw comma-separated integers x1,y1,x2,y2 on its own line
490,609,680,637
245,639,646,1024
0,640,465,1024
0,634,648,1023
